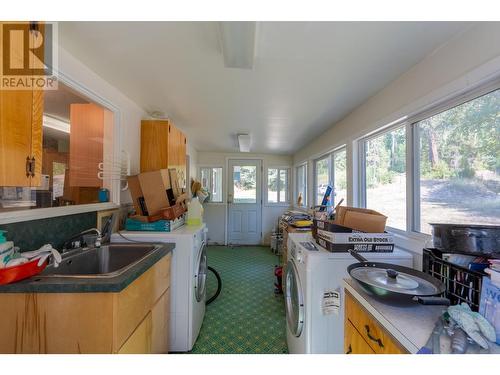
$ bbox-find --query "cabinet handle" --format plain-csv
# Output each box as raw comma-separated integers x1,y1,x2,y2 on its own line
30,157,36,177
346,344,352,354
365,325,384,348
26,156,31,177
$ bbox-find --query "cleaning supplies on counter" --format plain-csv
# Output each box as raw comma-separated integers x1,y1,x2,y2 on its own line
187,196,203,226
0,230,15,268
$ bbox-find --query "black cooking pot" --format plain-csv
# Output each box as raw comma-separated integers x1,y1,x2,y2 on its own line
430,224,500,255
347,250,450,306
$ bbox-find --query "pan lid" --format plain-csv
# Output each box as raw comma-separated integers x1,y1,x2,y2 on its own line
350,266,441,296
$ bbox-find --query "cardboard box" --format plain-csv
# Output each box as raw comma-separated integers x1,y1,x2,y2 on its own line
138,169,173,215
127,175,148,216
169,168,181,198
335,206,387,233
127,169,177,217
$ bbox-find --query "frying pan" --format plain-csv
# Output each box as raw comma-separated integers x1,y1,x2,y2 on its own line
347,250,450,306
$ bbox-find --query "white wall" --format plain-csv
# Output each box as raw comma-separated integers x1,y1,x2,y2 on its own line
196,151,293,245
292,23,500,267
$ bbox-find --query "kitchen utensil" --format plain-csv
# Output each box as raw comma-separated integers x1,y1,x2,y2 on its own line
430,223,500,256
347,250,450,306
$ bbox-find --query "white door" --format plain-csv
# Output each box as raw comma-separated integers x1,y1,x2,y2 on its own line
227,159,262,245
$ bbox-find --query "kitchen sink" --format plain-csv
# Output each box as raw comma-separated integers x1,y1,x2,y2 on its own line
39,243,160,278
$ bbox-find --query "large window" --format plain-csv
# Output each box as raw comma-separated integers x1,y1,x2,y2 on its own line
0,82,115,212
414,88,500,234
267,167,289,204
314,156,330,206
314,148,347,207
200,167,223,203
296,164,307,207
362,126,406,230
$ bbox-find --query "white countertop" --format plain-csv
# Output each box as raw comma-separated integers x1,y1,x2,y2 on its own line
344,278,445,353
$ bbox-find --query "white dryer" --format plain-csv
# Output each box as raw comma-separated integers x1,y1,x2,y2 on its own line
111,223,207,352
285,232,413,354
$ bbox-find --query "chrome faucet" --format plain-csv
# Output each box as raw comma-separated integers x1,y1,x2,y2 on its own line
62,228,103,252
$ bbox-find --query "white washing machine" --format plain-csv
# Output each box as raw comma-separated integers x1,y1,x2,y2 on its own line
285,232,413,354
111,223,207,352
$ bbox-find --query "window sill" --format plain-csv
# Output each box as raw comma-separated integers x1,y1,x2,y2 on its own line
0,202,119,225
264,203,292,208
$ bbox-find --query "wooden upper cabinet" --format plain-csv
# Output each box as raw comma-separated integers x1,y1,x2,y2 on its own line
69,103,105,188
0,22,44,187
167,123,179,169
140,120,170,172
140,120,187,179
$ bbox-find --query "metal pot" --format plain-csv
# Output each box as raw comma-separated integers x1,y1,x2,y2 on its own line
430,223,500,255
347,250,450,306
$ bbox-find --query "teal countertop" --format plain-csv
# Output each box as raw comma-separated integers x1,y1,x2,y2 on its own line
0,243,174,293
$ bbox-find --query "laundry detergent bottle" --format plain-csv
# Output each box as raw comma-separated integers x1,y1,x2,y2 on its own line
0,231,14,268
187,197,203,226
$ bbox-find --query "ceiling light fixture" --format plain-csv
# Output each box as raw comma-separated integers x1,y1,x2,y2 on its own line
238,134,251,152
218,22,256,69
43,115,70,133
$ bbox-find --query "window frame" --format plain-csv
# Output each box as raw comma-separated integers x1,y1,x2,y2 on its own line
357,78,500,235
295,163,307,208
359,123,408,232
266,166,290,205
198,166,224,204
313,146,347,207
0,70,122,225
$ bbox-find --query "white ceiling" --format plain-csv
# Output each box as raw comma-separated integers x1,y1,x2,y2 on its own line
59,21,472,154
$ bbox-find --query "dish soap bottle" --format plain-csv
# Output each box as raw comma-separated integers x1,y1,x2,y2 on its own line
187,197,203,226
0,231,14,268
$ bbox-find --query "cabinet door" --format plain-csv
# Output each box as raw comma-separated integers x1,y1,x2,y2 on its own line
118,312,153,354
29,23,45,187
151,289,170,354
345,291,406,354
140,120,169,172
69,103,104,188
0,22,44,187
344,320,375,354
168,123,179,169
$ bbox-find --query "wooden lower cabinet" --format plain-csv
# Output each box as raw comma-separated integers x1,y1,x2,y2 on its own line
151,290,170,354
0,253,171,354
118,313,153,354
344,290,407,354
344,320,375,354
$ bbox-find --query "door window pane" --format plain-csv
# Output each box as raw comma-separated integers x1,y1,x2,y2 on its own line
416,89,500,233
315,157,330,205
365,126,406,230
233,166,257,203
333,149,347,207
296,165,307,207
267,168,278,203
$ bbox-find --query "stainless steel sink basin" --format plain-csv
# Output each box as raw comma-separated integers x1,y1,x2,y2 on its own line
40,243,160,278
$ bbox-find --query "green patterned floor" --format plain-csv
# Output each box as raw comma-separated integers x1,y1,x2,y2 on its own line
189,246,288,354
